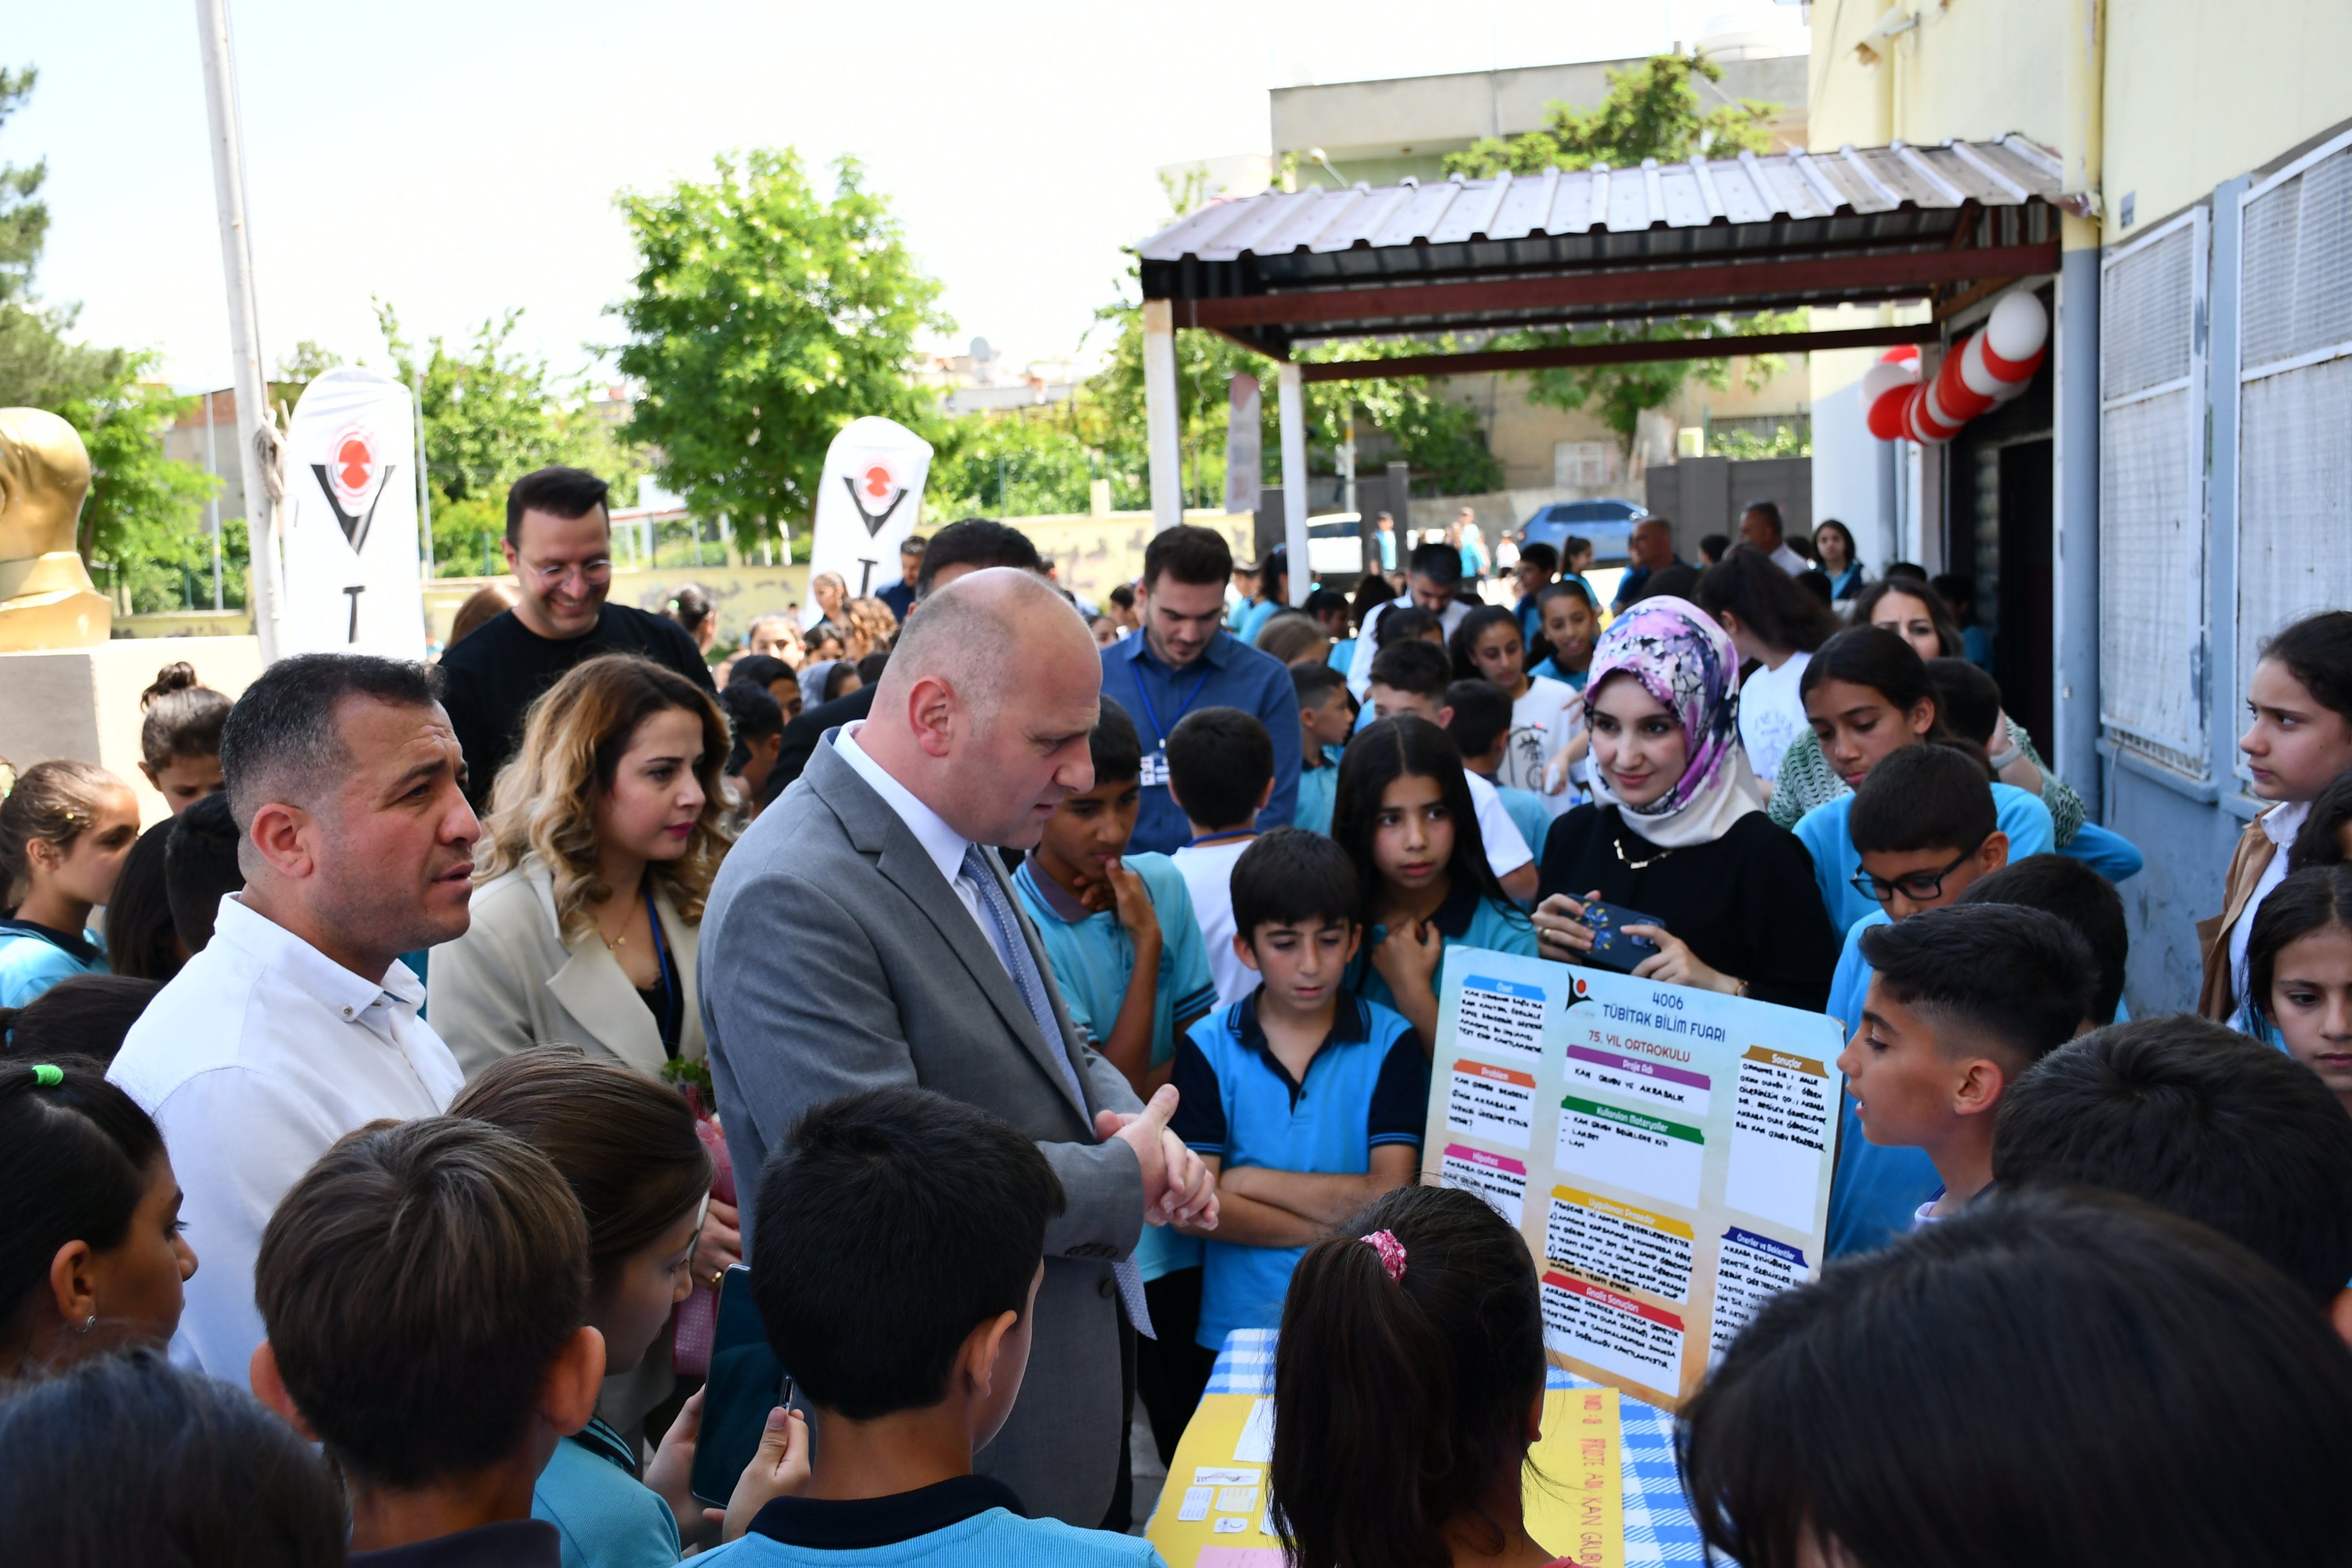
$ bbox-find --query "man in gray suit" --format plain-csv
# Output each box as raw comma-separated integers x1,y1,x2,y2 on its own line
701,567,1218,1528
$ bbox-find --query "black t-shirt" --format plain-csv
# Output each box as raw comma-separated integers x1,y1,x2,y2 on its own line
438,603,715,810
1536,803,1838,1012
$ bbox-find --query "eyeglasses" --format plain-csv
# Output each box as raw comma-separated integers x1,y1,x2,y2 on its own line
1850,838,1987,905
523,557,612,589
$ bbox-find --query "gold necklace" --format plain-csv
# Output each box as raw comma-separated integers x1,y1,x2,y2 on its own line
1612,828,1674,871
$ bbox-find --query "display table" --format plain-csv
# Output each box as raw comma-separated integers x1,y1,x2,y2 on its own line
1143,1329,1705,1568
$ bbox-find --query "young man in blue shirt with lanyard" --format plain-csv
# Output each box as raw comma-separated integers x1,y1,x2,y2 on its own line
1102,525,1303,855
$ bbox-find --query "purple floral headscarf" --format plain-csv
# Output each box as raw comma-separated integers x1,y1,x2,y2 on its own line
1581,594,1760,845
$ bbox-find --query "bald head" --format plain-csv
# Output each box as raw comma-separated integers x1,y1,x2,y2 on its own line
860,568,1102,847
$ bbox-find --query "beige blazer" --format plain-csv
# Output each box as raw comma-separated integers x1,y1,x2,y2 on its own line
429,858,705,1081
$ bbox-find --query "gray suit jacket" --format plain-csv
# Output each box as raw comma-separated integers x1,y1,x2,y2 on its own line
699,738,1146,1527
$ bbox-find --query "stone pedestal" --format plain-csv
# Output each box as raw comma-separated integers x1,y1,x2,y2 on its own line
0,636,265,826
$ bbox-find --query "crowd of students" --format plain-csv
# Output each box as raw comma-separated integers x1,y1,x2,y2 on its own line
5,471,2352,1567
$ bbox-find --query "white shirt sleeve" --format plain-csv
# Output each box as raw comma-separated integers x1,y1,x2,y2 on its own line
1465,771,1534,877
1347,601,1387,699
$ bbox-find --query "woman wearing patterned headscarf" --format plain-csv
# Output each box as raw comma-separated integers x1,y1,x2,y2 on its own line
1530,596,1839,1010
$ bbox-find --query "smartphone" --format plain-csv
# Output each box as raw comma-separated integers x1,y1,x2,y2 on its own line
689,1263,793,1509
1581,900,1667,973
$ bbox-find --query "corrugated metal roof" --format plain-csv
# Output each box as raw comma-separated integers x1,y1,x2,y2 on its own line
1139,137,2061,263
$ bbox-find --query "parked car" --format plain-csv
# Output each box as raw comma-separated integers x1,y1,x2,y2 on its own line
1518,500,1648,565
1305,513,1367,578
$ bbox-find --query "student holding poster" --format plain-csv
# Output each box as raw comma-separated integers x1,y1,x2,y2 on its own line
1530,597,1838,1012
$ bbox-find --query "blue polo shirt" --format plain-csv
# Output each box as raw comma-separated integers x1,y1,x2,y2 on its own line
1794,781,2054,935
1344,876,1539,1016
1013,852,1216,1283
1527,657,1587,691
1294,745,1344,835
1101,630,1302,855
533,1417,679,1568
1170,992,1428,1349
1234,598,1279,646
0,921,107,1010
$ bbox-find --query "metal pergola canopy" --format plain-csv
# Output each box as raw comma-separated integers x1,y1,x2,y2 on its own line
1134,136,2068,362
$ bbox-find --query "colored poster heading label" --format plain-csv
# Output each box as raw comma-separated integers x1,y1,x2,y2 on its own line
1544,1270,1688,1331
1555,1185,1695,1241
1465,974,1546,1001
1461,1060,1538,1087
1446,1144,1529,1175
1741,1044,1825,1077
1721,1226,1806,1267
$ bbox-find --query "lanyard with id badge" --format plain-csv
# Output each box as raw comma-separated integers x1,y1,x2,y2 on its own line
1133,661,1213,787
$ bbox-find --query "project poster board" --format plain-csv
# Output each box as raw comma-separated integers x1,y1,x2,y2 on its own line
1424,947,1844,1407
802,416,932,624
278,368,427,658
1146,1383,1622,1568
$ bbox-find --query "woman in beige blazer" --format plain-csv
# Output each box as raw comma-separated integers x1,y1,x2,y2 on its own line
432,653,734,1081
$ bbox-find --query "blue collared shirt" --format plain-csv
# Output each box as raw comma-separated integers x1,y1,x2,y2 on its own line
1102,630,1303,855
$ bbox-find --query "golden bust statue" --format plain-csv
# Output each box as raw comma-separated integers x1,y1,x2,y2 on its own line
0,406,109,649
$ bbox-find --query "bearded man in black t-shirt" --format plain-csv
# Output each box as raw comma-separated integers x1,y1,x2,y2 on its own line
436,466,716,810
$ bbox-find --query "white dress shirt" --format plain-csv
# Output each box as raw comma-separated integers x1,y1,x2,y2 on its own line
1170,837,1255,1008
1464,769,1537,877
1347,597,1474,699
2227,799,2311,1031
107,895,464,1388
1769,541,1810,576
835,723,1022,982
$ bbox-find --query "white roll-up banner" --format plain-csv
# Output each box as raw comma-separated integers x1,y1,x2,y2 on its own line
801,416,934,628
278,367,426,659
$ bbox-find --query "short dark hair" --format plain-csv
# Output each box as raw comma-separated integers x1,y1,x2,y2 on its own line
0,1056,165,1326
254,1117,589,1488
1739,498,1784,540
1090,696,1143,784
1929,571,1978,617
1107,583,1136,611
1991,1016,2352,1304
1847,744,1997,857
1369,638,1452,702
1633,563,1700,603
1537,578,1595,611
1141,524,1233,590
0,975,160,1066
718,683,785,772
0,1348,346,1568
2260,609,2352,728
505,465,610,544
1167,706,1274,832
1680,1187,2352,1568
728,653,795,694
1958,855,2129,1024
1374,604,1442,652
1444,679,1512,758
1859,904,2092,1068
165,791,243,953
1407,541,1461,587
220,653,440,831
1697,532,1730,564
754,1087,1064,1418
855,651,888,687
915,518,1042,599
900,532,928,557
1292,661,1349,710
1303,587,1351,622
1927,656,2003,746
1517,541,1559,575
1232,827,1361,940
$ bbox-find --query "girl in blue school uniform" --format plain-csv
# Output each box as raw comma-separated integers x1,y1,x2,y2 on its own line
0,761,141,1010
1332,715,1537,1047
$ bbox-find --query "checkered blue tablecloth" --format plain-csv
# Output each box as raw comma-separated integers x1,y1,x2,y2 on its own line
1205,1329,1707,1565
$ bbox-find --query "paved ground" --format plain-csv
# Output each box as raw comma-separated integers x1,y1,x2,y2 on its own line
1128,1410,1167,1535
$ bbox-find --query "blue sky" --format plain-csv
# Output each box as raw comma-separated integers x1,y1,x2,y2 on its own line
10,1,1804,393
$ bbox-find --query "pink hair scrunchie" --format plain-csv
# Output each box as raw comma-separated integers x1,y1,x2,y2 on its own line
1362,1229,1407,1283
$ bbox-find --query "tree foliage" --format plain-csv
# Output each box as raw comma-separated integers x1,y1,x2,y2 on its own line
1444,53,1775,177
613,150,950,548
930,407,1096,517
377,303,639,575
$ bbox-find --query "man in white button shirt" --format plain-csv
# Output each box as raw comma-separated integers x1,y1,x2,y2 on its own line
109,654,478,1389
700,568,1218,1530
1739,498,1813,577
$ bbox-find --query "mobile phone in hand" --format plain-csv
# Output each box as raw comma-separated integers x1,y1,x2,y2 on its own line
1581,900,1667,973
689,1264,792,1509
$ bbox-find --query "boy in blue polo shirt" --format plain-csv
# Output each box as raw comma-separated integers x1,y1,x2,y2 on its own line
1290,663,1355,836
1170,829,1428,1352
706,1086,1165,1568
1012,696,1218,1457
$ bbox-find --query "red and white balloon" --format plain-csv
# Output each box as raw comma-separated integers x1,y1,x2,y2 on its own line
1864,292,2048,446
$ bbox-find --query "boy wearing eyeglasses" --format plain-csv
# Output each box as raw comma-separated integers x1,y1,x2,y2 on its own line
1822,745,2012,1256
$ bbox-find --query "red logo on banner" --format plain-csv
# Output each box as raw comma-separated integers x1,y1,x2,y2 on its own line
328,425,379,512
863,464,893,499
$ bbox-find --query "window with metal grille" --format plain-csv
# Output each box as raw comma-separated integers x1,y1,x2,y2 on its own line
2237,129,2352,784
2099,207,2209,778
1552,441,1618,489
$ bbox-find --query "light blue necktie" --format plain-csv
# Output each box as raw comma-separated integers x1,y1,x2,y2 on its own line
961,845,1156,1338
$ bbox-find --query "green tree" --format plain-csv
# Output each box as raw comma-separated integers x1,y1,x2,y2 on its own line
1444,53,1775,177
929,407,1096,517
377,303,639,575
1434,53,1794,453
613,151,949,549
